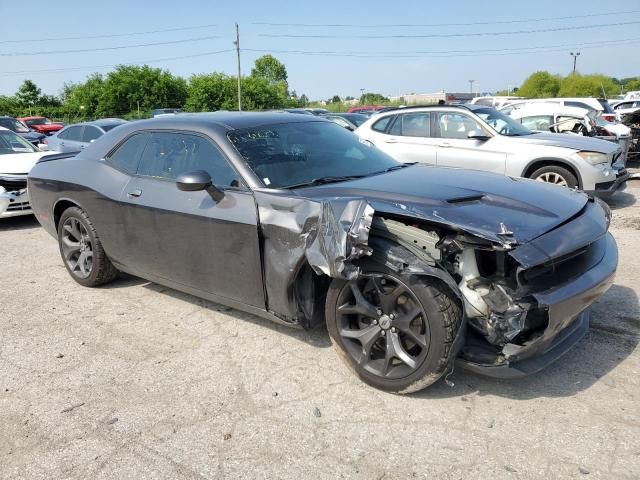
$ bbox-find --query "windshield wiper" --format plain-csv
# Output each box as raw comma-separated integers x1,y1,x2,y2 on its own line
284,175,368,189
370,162,416,175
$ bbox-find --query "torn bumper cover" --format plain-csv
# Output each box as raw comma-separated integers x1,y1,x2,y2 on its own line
458,201,618,378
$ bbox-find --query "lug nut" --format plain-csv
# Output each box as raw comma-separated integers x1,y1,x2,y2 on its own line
389,314,395,320
376,309,383,315
391,327,397,333
372,319,378,325
381,330,386,336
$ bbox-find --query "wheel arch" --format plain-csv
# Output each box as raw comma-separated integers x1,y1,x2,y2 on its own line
521,158,583,189
53,198,84,232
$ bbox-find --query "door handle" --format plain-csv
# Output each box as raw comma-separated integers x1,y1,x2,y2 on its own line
127,189,142,198
439,142,451,147
384,138,398,144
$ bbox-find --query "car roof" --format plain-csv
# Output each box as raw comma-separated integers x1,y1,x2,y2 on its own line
510,104,591,117
124,111,325,131
372,104,486,114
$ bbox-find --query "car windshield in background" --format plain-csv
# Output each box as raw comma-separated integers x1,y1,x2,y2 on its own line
228,121,401,189
0,119,30,133
474,108,533,136
598,99,615,114
0,130,38,155
26,118,51,126
101,124,123,132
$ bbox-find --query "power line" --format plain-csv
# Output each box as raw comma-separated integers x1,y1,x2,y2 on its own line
0,49,234,77
0,35,222,57
252,9,640,28
243,36,640,58
257,20,640,39
0,24,218,44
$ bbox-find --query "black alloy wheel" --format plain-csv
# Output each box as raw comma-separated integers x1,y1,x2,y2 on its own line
61,217,94,279
335,274,430,379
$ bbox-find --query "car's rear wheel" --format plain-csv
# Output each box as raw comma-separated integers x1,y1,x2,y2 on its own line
325,261,462,394
530,165,578,189
58,206,118,287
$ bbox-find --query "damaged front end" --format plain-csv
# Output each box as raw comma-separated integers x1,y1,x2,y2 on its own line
255,189,616,378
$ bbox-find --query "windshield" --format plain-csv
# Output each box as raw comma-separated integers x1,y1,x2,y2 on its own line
25,117,51,126
228,121,400,188
474,107,533,136
0,118,30,133
0,130,38,155
101,123,124,132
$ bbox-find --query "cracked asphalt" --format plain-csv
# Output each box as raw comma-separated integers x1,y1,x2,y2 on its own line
1,170,639,479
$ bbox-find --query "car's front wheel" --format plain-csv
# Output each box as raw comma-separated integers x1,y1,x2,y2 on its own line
325,261,462,394
57,206,118,287
530,165,578,189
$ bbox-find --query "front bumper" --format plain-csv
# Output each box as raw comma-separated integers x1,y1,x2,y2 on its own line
0,189,33,218
458,231,617,379
588,168,629,197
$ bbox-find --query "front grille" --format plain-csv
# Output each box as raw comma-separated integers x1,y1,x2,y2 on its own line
0,178,27,192
6,201,30,211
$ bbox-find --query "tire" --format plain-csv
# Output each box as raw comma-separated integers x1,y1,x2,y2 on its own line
57,206,118,287
325,260,462,394
529,165,578,189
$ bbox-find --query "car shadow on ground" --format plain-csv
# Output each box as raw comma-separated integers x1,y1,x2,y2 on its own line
101,273,333,348
0,215,41,232
417,284,639,400
606,190,636,210
104,269,639,398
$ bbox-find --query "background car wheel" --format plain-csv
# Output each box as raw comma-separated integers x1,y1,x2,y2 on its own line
325,261,462,394
58,206,118,287
530,165,578,189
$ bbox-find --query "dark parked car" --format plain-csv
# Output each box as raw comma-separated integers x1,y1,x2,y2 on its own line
28,113,617,393
0,116,46,146
46,119,127,153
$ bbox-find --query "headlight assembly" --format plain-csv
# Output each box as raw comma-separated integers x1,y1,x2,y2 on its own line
574,151,609,165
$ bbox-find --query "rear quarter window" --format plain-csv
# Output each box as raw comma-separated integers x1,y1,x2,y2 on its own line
371,116,394,133
107,133,148,174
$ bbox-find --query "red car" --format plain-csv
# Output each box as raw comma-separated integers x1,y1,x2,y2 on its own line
17,116,64,135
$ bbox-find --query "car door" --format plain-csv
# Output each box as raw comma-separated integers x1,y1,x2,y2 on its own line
55,126,84,152
434,112,507,175
118,131,264,308
367,112,437,164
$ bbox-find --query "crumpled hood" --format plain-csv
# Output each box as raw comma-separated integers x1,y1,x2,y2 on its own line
297,165,589,244
506,132,619,153
0,151,50,175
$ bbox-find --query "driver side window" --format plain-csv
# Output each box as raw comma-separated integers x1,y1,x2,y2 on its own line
436,113,483,139
137,132,241,187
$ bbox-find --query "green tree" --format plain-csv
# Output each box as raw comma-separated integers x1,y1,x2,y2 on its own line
97,65,187,117
15,80,42,109
624,78,640,92
251,55,288,84
558,73,619,97
185,73,238,111
0,95,19,116
517,71,561,98
360,92,389,104
330,95,341,103
63,74,105,118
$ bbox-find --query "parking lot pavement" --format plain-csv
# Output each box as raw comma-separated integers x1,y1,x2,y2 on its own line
0,180,639,480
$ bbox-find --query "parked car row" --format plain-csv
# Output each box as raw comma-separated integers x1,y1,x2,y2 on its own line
24,112,618,394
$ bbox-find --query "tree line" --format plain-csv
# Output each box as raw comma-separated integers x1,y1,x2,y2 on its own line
497,72,640,98
0,55,310,121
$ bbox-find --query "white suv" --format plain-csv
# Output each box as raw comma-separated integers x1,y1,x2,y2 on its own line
355,105,628,197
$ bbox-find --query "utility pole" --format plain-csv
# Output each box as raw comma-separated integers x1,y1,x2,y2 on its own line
234,23,242,111
570,52,580,74
468,80,475,97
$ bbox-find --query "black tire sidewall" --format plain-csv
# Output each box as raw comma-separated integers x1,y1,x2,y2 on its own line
326,261,454,393
57,207,104,287
530,165,578,189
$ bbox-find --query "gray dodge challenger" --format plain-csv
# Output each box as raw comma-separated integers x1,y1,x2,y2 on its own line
27,112,617,393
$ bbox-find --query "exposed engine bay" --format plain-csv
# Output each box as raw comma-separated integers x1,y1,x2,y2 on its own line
370,216,536,359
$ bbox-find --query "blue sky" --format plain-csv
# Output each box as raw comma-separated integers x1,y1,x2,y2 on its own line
0,0,638,99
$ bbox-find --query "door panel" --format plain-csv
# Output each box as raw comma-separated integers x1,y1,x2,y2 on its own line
371,113,437,164
434,112,507,175
119,178,264,307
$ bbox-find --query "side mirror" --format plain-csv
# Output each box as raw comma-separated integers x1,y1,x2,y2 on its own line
176,170,212,191
467,130,491,141
176,170,224,201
